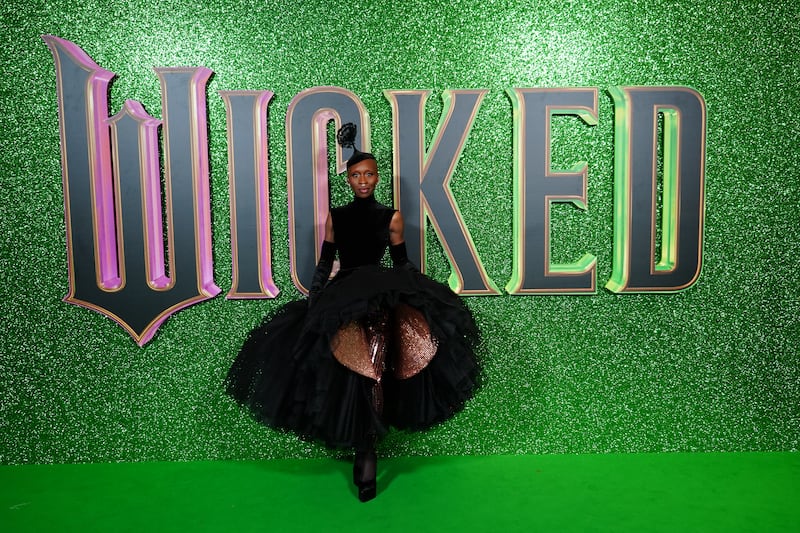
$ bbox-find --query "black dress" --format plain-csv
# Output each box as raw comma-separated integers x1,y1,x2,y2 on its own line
226,195,480,449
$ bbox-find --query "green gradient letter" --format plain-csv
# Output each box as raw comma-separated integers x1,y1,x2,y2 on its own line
606,87,706,292
506,88,599,294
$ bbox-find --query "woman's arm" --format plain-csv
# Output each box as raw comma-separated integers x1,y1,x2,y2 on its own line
389,210,404,245
324,212,335,243
309,213,336,306
389,210,418,270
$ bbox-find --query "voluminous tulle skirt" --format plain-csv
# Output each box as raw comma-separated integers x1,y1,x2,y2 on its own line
225,265,480,449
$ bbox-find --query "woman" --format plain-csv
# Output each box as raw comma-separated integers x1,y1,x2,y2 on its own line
226,123,480,502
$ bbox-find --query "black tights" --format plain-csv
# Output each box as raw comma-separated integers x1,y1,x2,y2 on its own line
353,311,388,501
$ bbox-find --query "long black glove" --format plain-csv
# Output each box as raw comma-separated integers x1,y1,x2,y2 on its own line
308,240,336,308
389,241,419,273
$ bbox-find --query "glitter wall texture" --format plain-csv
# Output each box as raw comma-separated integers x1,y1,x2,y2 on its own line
1,0,798,463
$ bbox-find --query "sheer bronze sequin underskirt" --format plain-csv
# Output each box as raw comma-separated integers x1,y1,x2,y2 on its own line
330,304,439,381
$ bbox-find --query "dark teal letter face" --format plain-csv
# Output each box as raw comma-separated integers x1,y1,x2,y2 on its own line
44,36,220,345
506,88,599,294
220,90,279,299
607,87,706,293
385,89,499,295
285,87,370,294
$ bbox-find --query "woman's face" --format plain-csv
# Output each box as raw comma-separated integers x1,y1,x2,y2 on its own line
347,159,379,198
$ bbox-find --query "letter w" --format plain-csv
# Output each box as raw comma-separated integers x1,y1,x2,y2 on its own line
43,36,219,345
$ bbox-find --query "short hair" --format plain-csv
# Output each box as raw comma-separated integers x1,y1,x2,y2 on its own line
346,151,376,169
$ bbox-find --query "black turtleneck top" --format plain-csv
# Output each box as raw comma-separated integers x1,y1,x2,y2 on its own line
331,195,396,270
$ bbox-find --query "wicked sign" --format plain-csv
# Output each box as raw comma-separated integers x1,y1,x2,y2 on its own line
44,36,706,345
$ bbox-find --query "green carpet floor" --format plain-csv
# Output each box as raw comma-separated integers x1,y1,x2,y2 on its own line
2,452,798,532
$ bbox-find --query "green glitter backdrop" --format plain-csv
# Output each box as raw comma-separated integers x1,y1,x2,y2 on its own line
1,0,798,464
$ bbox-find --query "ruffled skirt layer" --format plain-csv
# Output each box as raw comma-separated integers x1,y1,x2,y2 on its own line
225,265,480,449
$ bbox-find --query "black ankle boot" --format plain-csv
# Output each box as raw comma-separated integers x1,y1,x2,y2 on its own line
353,448,377,502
